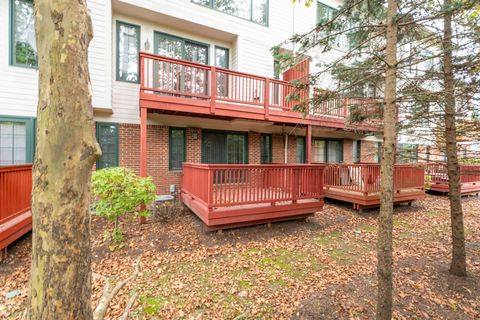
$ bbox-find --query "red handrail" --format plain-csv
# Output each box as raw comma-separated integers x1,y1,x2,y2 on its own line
322,163,424,193
182,163,325,209
425,163,480,184
140,52,379,120
0,164,32,223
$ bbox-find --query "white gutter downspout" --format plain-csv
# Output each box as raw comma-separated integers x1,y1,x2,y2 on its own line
284,133,288,163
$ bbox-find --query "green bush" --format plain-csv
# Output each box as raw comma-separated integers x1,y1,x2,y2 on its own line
91,167,156,242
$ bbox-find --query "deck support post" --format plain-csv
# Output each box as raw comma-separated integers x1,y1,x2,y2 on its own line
306,125,312,164
139,107,148,224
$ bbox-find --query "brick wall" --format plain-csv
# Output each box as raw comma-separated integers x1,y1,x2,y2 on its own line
272,134,285,163
343,139,353,163
248,132,261,164
117,124,373,193
118,124,202,195
287,136,298,163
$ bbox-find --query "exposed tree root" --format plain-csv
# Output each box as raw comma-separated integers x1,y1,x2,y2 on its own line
93,257,141,320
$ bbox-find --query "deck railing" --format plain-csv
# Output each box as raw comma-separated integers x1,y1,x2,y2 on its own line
425,163,480,184
0,164,32,222
182,163,325,209
0,164,33,249
140,52,381,121
323,164,425,194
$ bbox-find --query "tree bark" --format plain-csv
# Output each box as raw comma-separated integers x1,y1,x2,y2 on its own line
29,0,101,319
442,0,467,277
376,0,398,319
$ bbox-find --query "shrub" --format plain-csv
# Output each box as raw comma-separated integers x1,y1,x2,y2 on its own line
91,167,156,242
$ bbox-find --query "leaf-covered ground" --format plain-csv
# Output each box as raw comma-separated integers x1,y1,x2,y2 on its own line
1,194,479,319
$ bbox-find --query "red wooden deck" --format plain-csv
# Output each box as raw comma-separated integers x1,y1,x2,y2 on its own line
426,163,480,195
181,163,325,230
0,164,32,250
139,52,381,131
323,164,425,211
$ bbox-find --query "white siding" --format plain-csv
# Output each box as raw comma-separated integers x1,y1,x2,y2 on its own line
0,0,112,118
0,0,38,117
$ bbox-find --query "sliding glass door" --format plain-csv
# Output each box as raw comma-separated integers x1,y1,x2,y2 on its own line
202,131,247,164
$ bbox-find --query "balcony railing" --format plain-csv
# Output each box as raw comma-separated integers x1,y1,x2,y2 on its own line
139,52,382,130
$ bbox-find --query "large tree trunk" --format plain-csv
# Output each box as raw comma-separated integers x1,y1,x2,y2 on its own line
442,0,467,277
29,0,101,318
376,0,398,319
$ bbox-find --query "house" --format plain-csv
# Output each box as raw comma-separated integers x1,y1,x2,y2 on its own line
0,0,384,192
3,0,423,231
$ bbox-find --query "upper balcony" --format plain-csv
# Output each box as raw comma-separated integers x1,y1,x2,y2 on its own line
139,52,382,131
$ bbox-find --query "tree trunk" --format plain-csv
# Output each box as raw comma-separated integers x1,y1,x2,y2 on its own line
376,0,398,319
442,0,467,277
29,0,101,319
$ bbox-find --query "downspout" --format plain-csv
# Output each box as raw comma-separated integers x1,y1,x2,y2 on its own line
284,133,288,163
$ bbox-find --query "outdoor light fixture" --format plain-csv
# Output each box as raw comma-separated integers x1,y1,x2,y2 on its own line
144,39,150,51
191,129,198,140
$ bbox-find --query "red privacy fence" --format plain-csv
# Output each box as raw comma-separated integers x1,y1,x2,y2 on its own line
0,164,33,249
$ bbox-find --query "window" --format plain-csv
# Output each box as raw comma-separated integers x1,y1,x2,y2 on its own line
154,32,209,64
296,137,306,163
116,21,140,83
0,117,35,165
96,123,119,170
353,140,361,163
260,134,272,164
312,139,343,163
10,0,37,68
317,2,337,23
313,140,326,162
192,0,268,26
397,143,418,163
216,47,229,96
215,46,229,68
202,131,247,164
316,2,349,51
169,128,186,170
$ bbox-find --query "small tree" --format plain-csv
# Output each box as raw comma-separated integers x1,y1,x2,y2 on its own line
91,167,156,242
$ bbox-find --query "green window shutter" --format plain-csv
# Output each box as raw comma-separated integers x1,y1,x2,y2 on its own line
10,0,38,68
296,137,305,163
116,21,140,83
169,128,186,170
96,123,119,170
0,116,35,165
260,134,272,164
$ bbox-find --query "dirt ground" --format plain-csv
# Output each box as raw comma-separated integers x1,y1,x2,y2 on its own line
0,194,479,319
